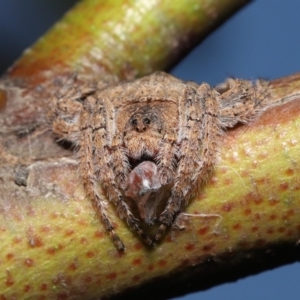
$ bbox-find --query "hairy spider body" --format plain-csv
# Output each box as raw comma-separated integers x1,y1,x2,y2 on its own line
51,71,272,250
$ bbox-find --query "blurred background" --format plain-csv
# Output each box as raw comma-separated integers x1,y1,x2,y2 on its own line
0,0,299,299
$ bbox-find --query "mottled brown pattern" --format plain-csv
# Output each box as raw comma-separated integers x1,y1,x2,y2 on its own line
49,71,294,250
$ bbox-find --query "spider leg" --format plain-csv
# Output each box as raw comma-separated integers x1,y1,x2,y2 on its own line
80,96,126,250
218,78,270,127
156,132,178,185
89,96,153,247
155,83,222,242
110,136,130,191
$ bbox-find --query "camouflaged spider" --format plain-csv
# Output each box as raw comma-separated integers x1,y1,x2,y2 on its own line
50,71,272,250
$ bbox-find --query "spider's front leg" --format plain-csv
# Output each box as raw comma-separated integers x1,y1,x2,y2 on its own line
85,96,153,250
79,96,128,250
155,83,222,242
51,82,126,250
217,78,270,127
156,132,178,185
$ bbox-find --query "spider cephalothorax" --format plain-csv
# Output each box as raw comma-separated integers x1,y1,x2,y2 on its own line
123,106,166,160
51,71,272,250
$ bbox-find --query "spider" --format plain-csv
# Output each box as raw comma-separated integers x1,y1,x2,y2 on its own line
50,71,272,251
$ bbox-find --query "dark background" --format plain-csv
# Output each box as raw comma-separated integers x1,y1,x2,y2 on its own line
0,0,299,299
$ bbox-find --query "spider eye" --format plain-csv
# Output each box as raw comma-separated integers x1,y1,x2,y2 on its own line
131,119,138,126
143,118,150,125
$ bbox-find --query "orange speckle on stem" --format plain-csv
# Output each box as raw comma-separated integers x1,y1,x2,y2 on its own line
257,151,268,160
244,192,263,205
26,206,36,217
46,247,56,255
233,223,241,230
50,212,59,219
40,225,51,233
148,264,154,271
78,219,88,226
165,236,173,243
210,176,218,185
80,237,88,244
12,236,22,244
68,262,78,271
28,235,44,248
222,202,233,212
240,169,250,177
285,168,294,176
57,292,68,300
94,230,104,239
95,277,102,285
269,214,277,220
24,258,34,267
282,210,294,220
132,258,142,266
12,212,22,222
54,226,62,233
219,166,228,174
266,228,274,235
134,243,143,250
106,272,117,280
255,239,267,247
223,178,232,185
158,259,167,267
253,195,263,205
255,177,264,184
5,271,14,287
84,276,93,284
23,284,31,292
198,227,209,235
6,253,14,260
254,213,261,220
287,209,295,217
280,182,289,191
228,155,237,164
64,229,75,236
185,243,195,251
251,226,259,232
114,250,125,259
74,208,82,215
244,208,252,216
269,198,279,206
239,241,250,248
86,251,95,258
132,274,141,282
46,244,63,255
40,283,48,291
278,227,286,233
202,243,214,252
